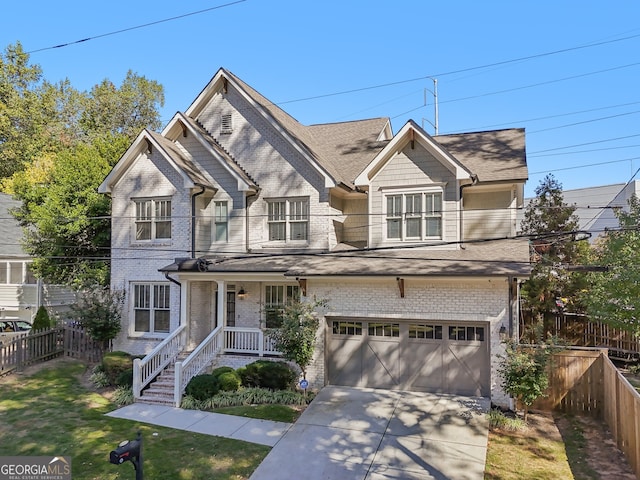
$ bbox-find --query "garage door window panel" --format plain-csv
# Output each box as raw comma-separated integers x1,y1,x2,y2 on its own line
409,324,443,340
332,321,362,335
449,325,485,342
368,322,400,337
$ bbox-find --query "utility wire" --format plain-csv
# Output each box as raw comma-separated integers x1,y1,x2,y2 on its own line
26,1,247,54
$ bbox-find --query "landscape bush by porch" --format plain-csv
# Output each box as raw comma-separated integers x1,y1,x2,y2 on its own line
181,387,313,410
237,360,297,390
217,371,241,391
102,351,135,385
186,374,220,400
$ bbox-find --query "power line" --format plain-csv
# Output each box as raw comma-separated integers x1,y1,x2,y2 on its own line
276,32,640,106
26,1,247,54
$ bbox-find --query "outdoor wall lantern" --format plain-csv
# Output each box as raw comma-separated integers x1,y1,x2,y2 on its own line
237,287,247,299
499,324,508,342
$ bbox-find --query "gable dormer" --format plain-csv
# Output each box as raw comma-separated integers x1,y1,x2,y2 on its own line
355,121,473,249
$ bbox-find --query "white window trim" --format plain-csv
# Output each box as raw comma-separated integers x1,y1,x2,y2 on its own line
213,200,229,243
265,197,310,244
132,197,172,243
383,186,445,242
129,282,172,338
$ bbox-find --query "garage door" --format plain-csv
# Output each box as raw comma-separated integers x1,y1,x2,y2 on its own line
327,319,490,396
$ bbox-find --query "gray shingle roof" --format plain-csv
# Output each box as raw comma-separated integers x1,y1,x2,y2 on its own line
435,128,528,183
148,130,215,188
0,193,27,257
161,239,531,278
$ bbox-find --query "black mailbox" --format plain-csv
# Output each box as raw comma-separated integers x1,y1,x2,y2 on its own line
110,439,140,464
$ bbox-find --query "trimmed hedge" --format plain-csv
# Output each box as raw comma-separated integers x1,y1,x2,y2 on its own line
237,360,297,390
185,374,220,400
217,371,241,392
102,351,134,386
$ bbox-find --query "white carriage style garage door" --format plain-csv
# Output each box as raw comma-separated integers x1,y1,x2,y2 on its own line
327,318,490,397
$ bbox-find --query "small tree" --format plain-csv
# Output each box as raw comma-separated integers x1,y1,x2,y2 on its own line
268,298,327,382
31,305,53,331
70,286,124,354
498,330,558,422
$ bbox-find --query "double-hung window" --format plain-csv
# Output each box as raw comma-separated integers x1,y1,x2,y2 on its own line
214,201,228,242
264,284,300,328
133,283,171,334
134,198,171,241
267,198,309,242
385,190,443,241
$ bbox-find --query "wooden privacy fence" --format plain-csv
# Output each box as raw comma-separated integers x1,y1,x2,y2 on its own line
0,325,102,376
521,314,640,360
532,348,640,479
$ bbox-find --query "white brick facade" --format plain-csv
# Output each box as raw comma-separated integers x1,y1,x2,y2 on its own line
99,68,527,407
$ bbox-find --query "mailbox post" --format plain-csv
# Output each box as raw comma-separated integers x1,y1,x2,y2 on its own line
109,431,143,480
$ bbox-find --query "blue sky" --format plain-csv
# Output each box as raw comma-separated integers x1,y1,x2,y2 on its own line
3,1,640,197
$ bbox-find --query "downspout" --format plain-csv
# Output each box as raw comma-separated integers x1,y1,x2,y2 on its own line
245,191,259,253
191,186,207,258
459,174,478,249
164,272,182,325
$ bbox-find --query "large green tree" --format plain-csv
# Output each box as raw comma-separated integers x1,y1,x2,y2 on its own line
0,42,49,178
583,195,640,334
1,41,164,287
520,175,589,331
9,136,130,287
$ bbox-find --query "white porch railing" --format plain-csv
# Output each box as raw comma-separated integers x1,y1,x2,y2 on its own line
174,325,224,406
132,324,187,399
223,327,281,356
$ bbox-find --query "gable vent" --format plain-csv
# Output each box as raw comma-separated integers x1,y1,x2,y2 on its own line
221,113,233,134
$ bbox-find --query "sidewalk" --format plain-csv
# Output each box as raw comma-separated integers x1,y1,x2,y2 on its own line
106,403,293,447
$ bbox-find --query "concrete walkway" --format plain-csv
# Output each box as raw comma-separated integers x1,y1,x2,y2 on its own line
107,386,490,479
106,403,292,447
250,386,490,480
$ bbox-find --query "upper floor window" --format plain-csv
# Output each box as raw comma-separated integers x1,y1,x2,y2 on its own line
385,191,442,241
267,198,309,242
264,284,299,328
0,261,37,285
132,283,171,334
134,198,171,241
214,201,228,242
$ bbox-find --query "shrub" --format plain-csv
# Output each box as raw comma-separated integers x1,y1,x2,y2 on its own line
217,371,241,392
185,374,220,400
211,366,235,378
89,368,110,388
629,363,640,375
102,351,134,385
115,369,134,388
113,387,134,406
31,306,53,331
238,360,297,390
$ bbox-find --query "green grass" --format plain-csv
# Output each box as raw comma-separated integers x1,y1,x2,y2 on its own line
0,359,269,479
484,412,601,480
212,404,302,423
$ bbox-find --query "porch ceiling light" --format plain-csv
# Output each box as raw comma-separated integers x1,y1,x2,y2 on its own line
237,287,247,299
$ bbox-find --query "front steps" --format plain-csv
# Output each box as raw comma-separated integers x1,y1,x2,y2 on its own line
137,352,191,406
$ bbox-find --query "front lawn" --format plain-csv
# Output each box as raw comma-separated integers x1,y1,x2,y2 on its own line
0,358,270,479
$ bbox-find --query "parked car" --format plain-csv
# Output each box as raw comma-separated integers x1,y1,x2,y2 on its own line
0,320,32,333
0,320,32,345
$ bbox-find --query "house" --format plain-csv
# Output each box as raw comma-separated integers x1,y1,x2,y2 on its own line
518,181,640,242
0,193,76,324
98,68,531,407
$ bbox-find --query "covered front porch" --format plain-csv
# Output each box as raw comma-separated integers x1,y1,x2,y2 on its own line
133,273,300,406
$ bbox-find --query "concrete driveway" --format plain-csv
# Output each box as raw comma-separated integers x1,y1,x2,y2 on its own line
250,386,490,480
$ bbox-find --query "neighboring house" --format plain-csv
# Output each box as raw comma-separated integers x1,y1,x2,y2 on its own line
0,193,76,324
98,68,531,407
518,181,640,242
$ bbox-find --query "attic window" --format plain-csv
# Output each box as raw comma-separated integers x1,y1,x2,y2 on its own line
221,113,232,134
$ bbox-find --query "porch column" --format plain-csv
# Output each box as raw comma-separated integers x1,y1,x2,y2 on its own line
216,280,226,328
180,279,189,327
